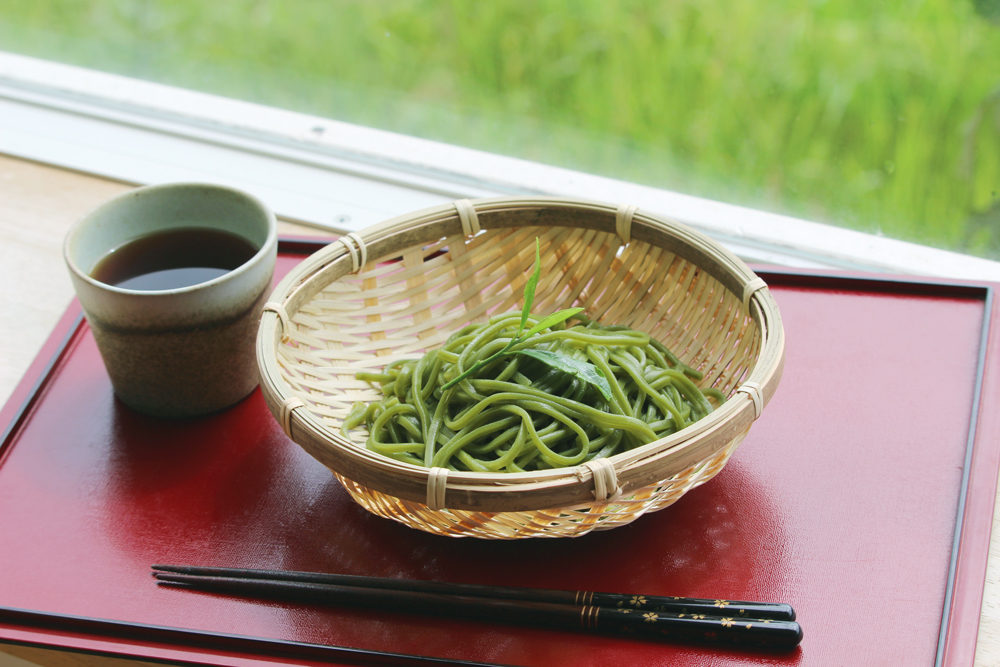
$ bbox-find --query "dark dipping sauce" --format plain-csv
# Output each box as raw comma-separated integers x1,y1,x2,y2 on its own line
91,227,258,291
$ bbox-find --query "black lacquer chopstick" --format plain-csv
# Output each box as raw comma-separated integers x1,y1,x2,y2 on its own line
152,564,795,621
152,568,802,650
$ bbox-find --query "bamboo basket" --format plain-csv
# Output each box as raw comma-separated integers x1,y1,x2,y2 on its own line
256,197,784,539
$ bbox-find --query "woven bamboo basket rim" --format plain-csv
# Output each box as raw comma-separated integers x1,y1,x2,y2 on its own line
256,196,785,513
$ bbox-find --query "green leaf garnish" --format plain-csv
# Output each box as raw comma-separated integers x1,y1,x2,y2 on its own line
522,307,585,340
516,349,614,402
518,238,542,337
441,238,585,391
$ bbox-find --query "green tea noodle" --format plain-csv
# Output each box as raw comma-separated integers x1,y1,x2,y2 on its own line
343,314,725,473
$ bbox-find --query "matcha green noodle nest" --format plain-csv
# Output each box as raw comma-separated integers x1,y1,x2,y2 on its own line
343,313,725,473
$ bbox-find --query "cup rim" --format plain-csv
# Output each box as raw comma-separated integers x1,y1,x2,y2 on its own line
64,182,278,296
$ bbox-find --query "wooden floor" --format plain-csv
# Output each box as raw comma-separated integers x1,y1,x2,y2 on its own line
1,153,998,667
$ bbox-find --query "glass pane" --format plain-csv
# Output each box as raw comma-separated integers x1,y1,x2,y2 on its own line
2,0,999,259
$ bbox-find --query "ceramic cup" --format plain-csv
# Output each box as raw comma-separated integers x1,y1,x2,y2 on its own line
64,183,278,418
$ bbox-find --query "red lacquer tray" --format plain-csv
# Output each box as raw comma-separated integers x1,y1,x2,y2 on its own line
2,239,999,667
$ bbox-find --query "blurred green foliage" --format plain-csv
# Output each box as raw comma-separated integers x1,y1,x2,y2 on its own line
1,0,999,257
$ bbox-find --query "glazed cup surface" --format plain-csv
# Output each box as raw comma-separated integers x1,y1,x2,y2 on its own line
64,182,278,418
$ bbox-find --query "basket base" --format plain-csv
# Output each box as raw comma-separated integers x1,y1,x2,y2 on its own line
335,430,748,539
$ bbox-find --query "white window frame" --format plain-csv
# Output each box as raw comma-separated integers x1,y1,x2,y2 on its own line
3,51,1000,281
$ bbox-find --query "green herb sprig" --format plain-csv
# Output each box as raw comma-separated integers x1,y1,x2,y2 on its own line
441,238,612,401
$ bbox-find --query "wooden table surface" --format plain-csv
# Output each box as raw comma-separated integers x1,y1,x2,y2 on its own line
1,154,998,667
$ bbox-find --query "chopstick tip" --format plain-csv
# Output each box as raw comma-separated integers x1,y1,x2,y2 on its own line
151,564,188,574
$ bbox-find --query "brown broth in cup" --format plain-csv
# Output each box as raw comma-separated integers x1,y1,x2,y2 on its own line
91,227,258,291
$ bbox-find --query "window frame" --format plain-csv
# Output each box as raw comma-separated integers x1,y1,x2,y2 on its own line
3,50,1000,281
